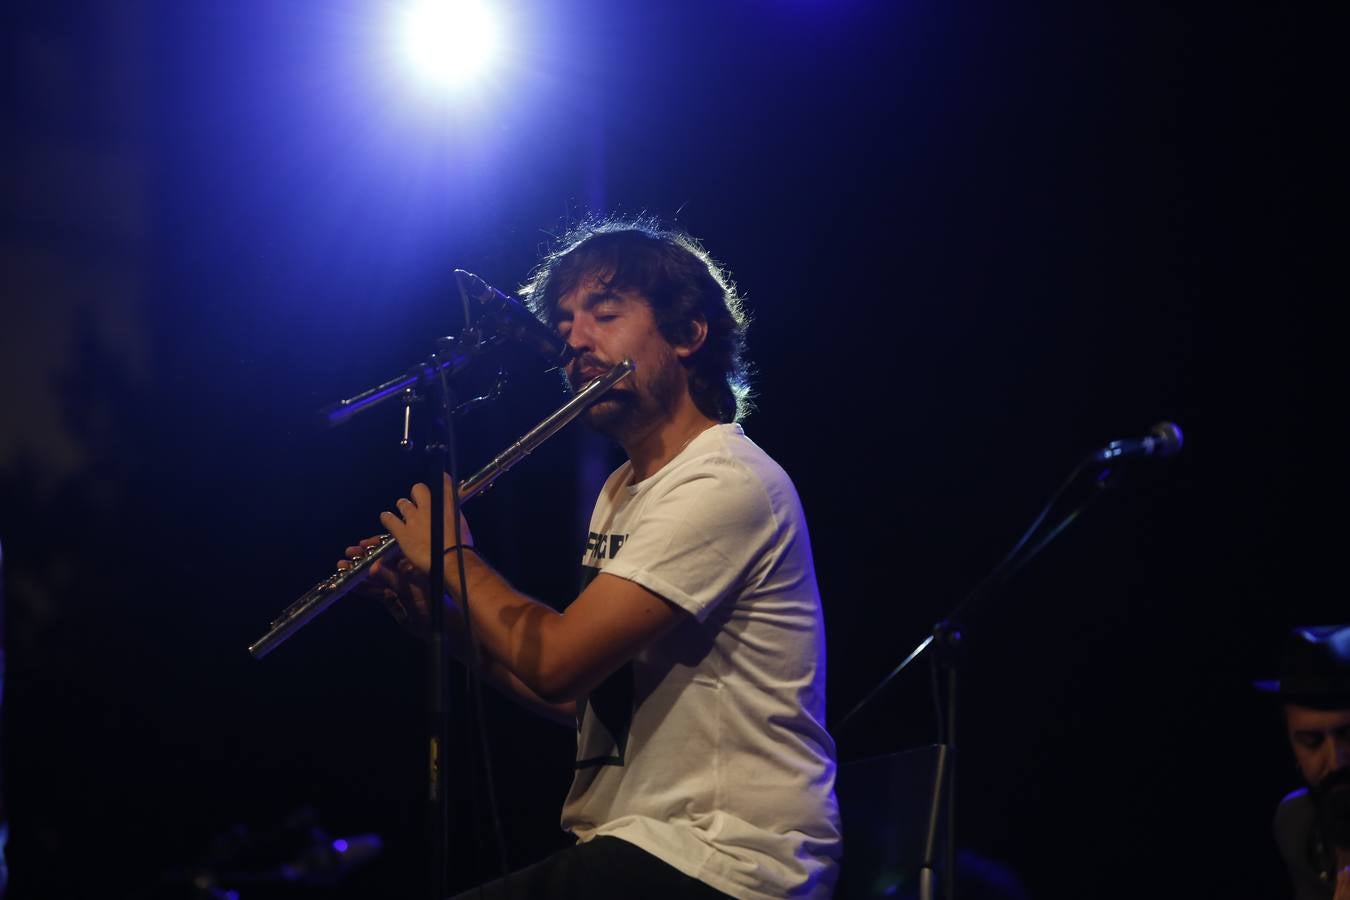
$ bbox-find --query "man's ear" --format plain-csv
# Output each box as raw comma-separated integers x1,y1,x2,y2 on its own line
674,315,708,359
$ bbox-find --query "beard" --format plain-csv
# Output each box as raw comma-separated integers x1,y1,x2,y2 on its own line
1312,767,1350,849
573,348,684,443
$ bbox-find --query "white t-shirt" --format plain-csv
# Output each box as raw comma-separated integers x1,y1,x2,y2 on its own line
561,424,840,900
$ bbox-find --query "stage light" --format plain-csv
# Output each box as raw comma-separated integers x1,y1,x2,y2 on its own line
397,0,501,91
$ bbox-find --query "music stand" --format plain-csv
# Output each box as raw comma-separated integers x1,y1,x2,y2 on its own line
835,744,949,900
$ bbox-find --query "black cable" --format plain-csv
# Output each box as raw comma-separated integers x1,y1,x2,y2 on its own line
930,650,946,746
833,457,1112,733
945,459,1093,625
438,365,510,883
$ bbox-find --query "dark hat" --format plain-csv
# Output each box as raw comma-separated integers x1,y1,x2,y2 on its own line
1255,625,1350,705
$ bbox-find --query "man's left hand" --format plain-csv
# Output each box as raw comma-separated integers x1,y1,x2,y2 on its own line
380,478,475,576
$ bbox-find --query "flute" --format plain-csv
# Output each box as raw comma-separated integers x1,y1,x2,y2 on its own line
248,358,635,659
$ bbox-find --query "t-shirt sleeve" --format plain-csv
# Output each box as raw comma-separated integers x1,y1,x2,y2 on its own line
598,455,780,623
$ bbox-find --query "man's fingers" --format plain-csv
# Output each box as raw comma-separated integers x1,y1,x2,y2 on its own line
366,560,398,590
342,535,390,570
378,591,407,621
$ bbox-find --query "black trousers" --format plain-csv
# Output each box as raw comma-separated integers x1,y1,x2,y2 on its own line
449,836,733,900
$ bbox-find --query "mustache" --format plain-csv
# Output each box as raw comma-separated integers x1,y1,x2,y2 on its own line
1315,766,1350,795
568,354,620,387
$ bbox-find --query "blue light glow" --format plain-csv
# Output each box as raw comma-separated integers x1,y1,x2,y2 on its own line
397,0,502,92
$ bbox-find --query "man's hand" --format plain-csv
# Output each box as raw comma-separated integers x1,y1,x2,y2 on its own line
1335,849,1350,900
339,535,434,637
380,478,475,577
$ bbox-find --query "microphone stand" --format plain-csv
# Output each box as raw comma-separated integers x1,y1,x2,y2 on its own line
835,455,1133,900
426,366,452,900
318,330,494,900
304,270,572,898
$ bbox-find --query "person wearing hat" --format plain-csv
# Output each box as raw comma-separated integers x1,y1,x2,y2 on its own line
1258,625,1350,899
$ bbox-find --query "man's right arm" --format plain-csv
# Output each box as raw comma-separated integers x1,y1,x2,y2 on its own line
471,647,577,726
401,581,579,725
344,541,576,727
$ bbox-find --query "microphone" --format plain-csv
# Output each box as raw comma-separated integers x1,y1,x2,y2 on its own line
1088,421,1184,463
454,269,576,368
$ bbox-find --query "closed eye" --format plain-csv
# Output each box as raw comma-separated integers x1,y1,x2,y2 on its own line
1296,732,1327,749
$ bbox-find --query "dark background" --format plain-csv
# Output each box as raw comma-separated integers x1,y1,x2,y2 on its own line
0,2,1335,897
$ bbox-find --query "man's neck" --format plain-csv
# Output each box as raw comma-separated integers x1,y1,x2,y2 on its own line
622,401,720,482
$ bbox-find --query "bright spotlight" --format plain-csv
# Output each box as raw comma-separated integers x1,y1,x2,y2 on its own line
397,0,501,91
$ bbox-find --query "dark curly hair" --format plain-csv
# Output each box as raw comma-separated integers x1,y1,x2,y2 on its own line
520,218,752,423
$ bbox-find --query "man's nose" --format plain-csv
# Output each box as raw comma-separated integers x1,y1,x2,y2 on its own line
1314,736,1350,779
565,316,594,353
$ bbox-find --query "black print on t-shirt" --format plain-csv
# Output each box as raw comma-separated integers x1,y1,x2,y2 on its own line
583,531,627,562
575,562,634,769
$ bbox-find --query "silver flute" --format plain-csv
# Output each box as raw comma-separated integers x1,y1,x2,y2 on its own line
248,358,635,659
